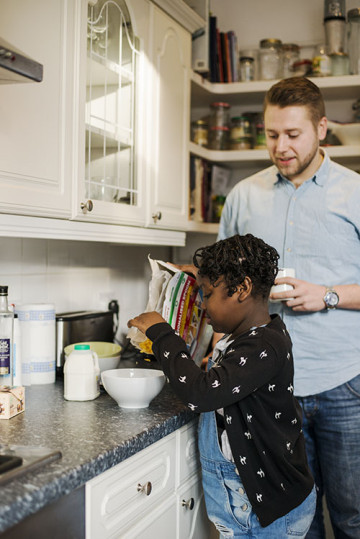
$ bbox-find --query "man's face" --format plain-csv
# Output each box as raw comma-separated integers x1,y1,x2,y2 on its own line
264,105,327,183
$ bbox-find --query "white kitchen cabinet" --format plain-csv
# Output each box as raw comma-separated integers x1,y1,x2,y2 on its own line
85,420,213,539
144,3,191,230
0,0,75,219
188,71,360,234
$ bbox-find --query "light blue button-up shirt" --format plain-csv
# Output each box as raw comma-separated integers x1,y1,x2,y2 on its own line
218,151,360,396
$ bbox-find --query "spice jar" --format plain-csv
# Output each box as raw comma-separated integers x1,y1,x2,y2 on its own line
282,43,300,77
212,195,226,223
312,44,332,76
259,38,283,80
191,120,208,147
292,59,312,77
210,102,230,127
255,122,266,149
239,56,255,81
209,126,230,150
330,52,350,75
230,116,253,150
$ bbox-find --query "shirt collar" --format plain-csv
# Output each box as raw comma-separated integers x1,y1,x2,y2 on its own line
274,148,330,187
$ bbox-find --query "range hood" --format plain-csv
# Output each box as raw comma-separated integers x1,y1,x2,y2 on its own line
0,38,43,83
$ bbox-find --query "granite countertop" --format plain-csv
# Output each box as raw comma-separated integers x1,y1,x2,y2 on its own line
0,379,195,533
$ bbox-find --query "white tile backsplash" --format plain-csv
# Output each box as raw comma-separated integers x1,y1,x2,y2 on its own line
0,237,171,344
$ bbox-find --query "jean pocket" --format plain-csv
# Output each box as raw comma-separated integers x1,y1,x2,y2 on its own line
346,373,360,398
286,487,316,536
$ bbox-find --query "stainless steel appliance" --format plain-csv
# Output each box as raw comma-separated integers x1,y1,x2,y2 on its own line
0,38,43,83
56,310,115,375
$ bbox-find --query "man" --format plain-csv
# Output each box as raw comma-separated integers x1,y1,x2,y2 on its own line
218,77,360,538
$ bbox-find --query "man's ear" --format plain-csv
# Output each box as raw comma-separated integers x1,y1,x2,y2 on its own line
237,276,253,302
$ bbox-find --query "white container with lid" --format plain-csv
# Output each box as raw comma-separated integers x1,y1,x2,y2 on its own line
64,344,100,401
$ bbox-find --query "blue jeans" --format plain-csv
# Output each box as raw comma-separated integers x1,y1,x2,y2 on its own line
297,373,360,539
198,410,316,538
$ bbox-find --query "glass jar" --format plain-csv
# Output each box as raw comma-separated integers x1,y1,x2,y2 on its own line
210,102,230,127
312,44,332,76
330,52,350,75
347,8,360,75
282,43,300,77
230,116,252,150
209,126,230,150
293,59,312,77
259,38,283,80
239,56,255,81
255,123,266,149
191,120,208,147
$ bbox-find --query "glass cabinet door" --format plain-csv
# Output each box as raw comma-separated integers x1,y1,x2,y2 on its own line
85,0,140,210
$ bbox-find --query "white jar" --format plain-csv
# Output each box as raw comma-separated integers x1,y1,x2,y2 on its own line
64,344,100,401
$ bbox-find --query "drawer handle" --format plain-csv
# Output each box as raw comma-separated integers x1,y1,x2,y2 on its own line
137,481,152,496
80,200,93,213
181,497,194,510
152,211,162,223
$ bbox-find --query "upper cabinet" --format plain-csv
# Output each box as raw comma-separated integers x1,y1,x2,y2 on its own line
74,0,149,226
144,3,191,230
0,0,76,218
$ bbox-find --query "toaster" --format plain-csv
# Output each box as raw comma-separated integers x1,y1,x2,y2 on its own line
56,310,114,375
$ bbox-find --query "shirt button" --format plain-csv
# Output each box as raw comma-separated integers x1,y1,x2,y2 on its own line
238,487,244,494
241,503,248,511
289,221,294,226
286,247,292,252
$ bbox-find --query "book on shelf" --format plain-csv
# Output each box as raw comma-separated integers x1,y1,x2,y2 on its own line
189,157,230,223
208,18,238,83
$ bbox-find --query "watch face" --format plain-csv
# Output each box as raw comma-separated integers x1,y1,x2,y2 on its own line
325,291,339,308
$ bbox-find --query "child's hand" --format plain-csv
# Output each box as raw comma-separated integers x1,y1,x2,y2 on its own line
166,262,198,278
127,311,166,333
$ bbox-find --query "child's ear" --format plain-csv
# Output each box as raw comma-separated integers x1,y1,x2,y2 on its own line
237,277,253,301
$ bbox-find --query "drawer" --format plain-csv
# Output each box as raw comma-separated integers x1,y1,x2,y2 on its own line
86,434,176,539
177,419,200,485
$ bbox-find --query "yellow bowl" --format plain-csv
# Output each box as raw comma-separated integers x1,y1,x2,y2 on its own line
64,341,122,372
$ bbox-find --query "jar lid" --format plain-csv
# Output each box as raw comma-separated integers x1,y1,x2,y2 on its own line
239,56,254,62
348,7,360,19
210,126,230,131
192,119,208,126
0,285,8,294
329,52,349,57
260,38,282,48
293,59,312,67
74,344,91,350
282,43,300,51
210,102,230,108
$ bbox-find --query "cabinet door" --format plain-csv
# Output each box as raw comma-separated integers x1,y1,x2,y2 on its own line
86,434,176,539
121,496,177,538
0,0,75,218
146,4,191,231
74,0,150,226
177,475,212,539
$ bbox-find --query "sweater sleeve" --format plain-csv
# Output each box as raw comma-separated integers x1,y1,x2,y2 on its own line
146,322,285,413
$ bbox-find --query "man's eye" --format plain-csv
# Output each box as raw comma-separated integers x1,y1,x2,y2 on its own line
289,134,299,139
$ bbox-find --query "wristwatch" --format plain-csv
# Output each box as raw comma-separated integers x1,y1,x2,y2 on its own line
323,288,339,309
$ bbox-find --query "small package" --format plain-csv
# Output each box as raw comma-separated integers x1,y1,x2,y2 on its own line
0,386,25,419
127,257,213,365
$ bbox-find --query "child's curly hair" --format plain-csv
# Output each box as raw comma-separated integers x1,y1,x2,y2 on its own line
193,234,279,299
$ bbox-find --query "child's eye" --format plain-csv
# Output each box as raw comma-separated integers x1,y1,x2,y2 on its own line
204,293,211,299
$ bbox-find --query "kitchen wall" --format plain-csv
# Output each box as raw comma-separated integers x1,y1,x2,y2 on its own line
0,237,171,343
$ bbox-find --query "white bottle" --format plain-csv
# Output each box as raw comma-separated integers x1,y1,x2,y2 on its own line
0,286,14,388
64,344,100,401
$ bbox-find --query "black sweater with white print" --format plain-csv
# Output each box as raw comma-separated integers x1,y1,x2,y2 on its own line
146,314,314,527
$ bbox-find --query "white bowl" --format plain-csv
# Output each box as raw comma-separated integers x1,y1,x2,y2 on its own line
327,121,360,145
101,368,166,409
64,341,122,373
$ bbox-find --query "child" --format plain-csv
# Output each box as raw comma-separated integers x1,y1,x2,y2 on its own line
128,234,316,537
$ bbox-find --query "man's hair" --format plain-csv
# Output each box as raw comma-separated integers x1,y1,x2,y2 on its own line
264,77,326,126
193,234,279,300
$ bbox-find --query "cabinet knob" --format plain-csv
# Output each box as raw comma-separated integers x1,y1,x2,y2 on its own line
80,200,93,213
152,211,162,223
137,481,152,496
181,497,195,510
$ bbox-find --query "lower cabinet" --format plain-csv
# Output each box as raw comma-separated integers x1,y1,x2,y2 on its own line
85,420,213,538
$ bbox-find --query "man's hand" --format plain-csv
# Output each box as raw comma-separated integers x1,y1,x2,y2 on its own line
127,311,167,334
270,277,327,312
